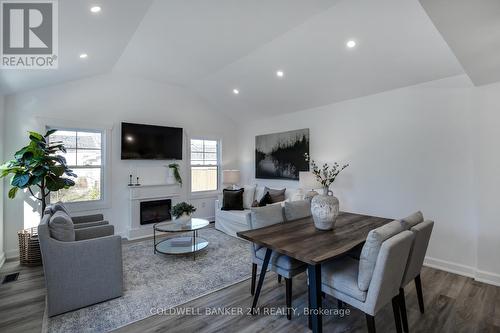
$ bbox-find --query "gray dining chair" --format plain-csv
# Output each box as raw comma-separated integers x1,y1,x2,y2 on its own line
398,219,434,332
321,221,414,333
248,202,308,320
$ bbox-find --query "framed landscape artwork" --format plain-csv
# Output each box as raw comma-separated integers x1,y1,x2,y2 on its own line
255,128,310,180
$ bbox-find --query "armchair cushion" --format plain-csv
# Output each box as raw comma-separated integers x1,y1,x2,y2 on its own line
358,220,406,291
73,220,109,229
75,225,114,241
72,213,105,224
263,186,286,203
322,256,367,302
48,211,75,242
284,200,311,221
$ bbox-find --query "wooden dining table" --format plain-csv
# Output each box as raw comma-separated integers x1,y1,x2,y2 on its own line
237,211,392,333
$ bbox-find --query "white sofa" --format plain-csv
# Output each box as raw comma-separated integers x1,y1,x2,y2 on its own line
215,186,303,237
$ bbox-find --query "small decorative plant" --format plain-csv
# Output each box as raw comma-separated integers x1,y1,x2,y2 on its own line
168,163,182,186
171,202,196,219
304,153,349,193
0,130,76,211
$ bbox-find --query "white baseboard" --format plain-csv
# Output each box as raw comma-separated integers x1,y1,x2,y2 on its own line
0,251,5,269
5,248,19,260
423,256,476,278
475,269,500,287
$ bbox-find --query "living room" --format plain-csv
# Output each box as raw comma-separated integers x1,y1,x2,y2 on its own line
1,1,500,333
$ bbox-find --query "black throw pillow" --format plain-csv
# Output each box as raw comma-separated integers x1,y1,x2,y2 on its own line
221,188,244,211
258,192,272,207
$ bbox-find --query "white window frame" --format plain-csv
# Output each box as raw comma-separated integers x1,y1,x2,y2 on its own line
189,137,221,198
38,117,112,212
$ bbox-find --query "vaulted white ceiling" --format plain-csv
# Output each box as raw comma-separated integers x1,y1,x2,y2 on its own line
1,0,498,121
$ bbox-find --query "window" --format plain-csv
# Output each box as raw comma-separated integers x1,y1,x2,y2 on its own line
190,139,219,192
48,129,104,203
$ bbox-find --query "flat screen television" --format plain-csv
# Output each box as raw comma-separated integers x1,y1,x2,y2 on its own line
121,122,183,160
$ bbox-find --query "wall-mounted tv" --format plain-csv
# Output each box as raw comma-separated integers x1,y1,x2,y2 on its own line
121,122,183,160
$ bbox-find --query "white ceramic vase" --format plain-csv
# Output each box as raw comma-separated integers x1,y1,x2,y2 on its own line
311,187,339,230
173,213,191,224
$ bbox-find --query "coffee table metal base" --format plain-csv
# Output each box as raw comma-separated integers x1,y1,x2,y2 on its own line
154,230,208,260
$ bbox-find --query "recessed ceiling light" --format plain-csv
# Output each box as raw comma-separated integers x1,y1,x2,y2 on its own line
276,70,284,78
90,6,101,13
346,40,356,48
79,53,88,59
232,89,239,95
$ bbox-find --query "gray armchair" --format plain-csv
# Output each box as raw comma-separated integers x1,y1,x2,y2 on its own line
38,212,123,317
44,201,109,229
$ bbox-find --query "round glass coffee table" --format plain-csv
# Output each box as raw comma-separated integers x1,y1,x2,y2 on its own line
153,218,209,261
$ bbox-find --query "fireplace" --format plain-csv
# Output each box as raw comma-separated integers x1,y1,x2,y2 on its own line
140,199,172,225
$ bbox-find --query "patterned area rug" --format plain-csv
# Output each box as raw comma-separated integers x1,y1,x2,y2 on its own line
45,227,251,333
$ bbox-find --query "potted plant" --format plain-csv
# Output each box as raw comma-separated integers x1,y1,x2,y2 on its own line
0,130,76,211
304,153,349,231
165,163,182,186
171,202,196,223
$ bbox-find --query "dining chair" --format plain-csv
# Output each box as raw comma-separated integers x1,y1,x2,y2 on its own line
397,219,434,332
321,221,414,333
248,203,308,320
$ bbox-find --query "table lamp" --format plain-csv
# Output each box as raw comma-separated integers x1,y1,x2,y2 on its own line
299,171,320,200
222,170,240,189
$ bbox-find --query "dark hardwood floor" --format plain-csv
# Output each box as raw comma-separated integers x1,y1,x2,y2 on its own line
1,260,500,333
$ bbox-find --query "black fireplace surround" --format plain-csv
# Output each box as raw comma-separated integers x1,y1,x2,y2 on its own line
140,199,172,225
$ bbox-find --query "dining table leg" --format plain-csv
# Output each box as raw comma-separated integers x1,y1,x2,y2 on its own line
308,264,323,333
251,248,272,313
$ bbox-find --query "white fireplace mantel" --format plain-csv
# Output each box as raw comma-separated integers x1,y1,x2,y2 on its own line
127,183,181,239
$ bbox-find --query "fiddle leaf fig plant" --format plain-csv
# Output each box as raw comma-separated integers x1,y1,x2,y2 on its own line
0,129,77,211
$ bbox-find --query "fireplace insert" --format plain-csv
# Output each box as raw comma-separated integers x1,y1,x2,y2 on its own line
140,199,172,225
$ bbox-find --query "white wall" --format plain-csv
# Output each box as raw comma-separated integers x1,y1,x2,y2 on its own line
0,95,5,267
474,81,500,284
2,73,239,257
238,74,500,284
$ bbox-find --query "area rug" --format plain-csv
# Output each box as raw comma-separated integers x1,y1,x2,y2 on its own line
45,227,252,333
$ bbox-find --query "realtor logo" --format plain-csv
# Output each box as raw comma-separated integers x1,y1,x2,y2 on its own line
1,0,58,69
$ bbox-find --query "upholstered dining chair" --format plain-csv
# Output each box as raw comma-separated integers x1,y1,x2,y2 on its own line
321,221,415,333
397,216,434,332
248,201,309,320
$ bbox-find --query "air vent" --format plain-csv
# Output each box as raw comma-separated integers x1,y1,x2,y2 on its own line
2,272,20,284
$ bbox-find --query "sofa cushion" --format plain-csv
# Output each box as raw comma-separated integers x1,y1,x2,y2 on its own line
402,211,424,229
358,220,406,291
258,192,272,207
221,189,244,210
322,256,367,302
250,204,284,229
264,187,286,203
240,185,256,209
284,200,311,221
255,248,305,271
218,209,251,226
48,211,75,242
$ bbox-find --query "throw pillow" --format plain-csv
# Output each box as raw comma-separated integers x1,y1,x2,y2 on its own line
284,200,311,221
53,201,71,215
48,210,75,242
240,185,256,209
258,192,272,207
221,188,244,210
263,187,286,203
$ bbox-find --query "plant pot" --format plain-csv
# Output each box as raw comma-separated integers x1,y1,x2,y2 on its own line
311,189,339,231
173,213,191,224
166,168,177,184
